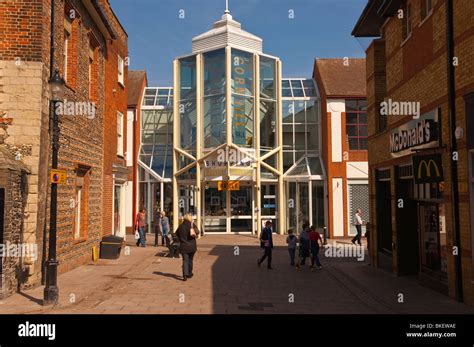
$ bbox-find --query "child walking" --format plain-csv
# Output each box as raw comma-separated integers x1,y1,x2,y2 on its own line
286,229,298,266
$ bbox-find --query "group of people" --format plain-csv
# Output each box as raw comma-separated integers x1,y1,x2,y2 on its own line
135,208,367,282
258,220,323,271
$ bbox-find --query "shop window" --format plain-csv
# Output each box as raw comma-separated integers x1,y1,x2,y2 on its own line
345,99,368,150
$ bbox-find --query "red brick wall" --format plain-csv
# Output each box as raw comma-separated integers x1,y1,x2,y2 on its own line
0,0,43,61
100,0,128,237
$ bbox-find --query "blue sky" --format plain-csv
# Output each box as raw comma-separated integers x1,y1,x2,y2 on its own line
110,0,368,87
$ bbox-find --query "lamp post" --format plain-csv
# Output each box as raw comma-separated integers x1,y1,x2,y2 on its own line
43,68,65,306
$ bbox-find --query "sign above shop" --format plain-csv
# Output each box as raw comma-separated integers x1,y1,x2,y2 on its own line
218,181,240,191
412,154,444,184
390,110,439,157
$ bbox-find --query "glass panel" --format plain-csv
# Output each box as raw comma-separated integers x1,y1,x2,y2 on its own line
306,100,318,123
288,182,297,230
180,56,196,100
283,124,293,148
260,56,275,100
231,187,252,215
291,80,304,97
283,151,293,173
232,49,253,96
113,185,121,236
346,113,358,124
158,89,169,96
345,100,358,112
203,95,226,148
260,100,276,151
204,49,226,95
180,99,197,149
347,125,358,136
308,157,323,176
232,95,254,148
204,187,226,216
288,159,309,176
299,182,310,230
261,184,277,216
294,101,305,123
303,79,316,97
307,123,319,150
312,181,325,229
294,124,305,150
282,101,293,123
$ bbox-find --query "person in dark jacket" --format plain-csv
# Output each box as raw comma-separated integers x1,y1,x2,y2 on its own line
176,213,198,281
258,220,274,269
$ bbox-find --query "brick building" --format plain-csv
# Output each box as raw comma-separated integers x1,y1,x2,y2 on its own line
313,59,369,239
353,0,474,304
100,1,129,238
0,0,127,296
126,70,148,234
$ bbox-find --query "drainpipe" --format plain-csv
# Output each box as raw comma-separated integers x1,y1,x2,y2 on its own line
446,0,463,302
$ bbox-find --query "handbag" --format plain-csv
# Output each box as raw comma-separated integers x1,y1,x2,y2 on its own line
134,230,140,240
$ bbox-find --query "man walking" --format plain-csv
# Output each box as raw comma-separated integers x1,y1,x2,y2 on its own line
352,209,364,245
258,221,274,270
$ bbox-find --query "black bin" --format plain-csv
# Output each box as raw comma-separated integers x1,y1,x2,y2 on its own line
100,235,124,259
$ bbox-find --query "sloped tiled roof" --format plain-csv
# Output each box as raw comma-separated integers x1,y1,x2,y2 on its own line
127,70,147,107
314,58,366,97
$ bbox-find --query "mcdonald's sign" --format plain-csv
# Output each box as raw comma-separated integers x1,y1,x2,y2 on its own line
412,154,444,184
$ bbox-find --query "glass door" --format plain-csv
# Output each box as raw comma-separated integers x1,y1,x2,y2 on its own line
298,182,310,232
230,185,253,233
203,184,226,233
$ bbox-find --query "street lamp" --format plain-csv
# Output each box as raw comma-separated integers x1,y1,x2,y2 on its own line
43,68,65,306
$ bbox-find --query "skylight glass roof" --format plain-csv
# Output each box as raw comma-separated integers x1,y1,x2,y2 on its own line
142,87,174,107
281,79,318,99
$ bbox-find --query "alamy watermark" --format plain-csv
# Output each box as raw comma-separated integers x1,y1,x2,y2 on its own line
0,242,38,261
380,99,421,119
55,100,96,119
324,241,365,262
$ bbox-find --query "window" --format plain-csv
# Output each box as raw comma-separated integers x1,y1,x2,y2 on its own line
346,99,368,150
421,0,433,21
74,187,82,239
402,1,412,40
64,30,70,82
118,55,124,86
88,56,93,98
73,166,90,240
117,112,124,156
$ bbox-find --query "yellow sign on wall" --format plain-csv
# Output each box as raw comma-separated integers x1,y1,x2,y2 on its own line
218,181,240,191
50,169,67,184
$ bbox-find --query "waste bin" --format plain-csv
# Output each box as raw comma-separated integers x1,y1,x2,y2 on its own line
100,235,124,259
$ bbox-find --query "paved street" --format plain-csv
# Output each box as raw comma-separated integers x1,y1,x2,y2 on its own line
1,235,473,314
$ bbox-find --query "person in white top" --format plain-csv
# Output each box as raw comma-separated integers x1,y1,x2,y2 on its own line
351,209,364,245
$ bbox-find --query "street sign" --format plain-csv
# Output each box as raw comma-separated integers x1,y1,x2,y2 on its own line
218,181,240,191
50,169,67,184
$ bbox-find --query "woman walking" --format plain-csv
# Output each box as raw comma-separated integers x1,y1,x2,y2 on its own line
176,213,198,281
135,208,147,247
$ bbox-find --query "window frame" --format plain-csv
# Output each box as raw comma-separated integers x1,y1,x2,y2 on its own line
118,55,125,86
345,99,368,151
117,111,124,157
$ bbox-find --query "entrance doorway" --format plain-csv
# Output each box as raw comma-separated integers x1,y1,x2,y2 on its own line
202,182,255,234
286,181,312,233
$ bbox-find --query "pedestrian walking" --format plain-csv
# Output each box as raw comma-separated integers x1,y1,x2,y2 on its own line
176,213,198,281
135,208,147,247
160,211,170,247
351,209,364,245
286,229,298,266
309,225,323,270
296,221,310,269
258,220,274,269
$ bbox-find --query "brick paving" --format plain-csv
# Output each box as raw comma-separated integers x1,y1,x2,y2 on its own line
1,235,473,314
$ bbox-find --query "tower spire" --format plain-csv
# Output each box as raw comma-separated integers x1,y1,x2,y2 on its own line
225,0,230,14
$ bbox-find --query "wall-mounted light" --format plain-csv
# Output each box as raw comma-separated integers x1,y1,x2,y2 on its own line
455,126,464,140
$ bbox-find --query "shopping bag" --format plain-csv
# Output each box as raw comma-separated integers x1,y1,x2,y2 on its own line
134,230,140,240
